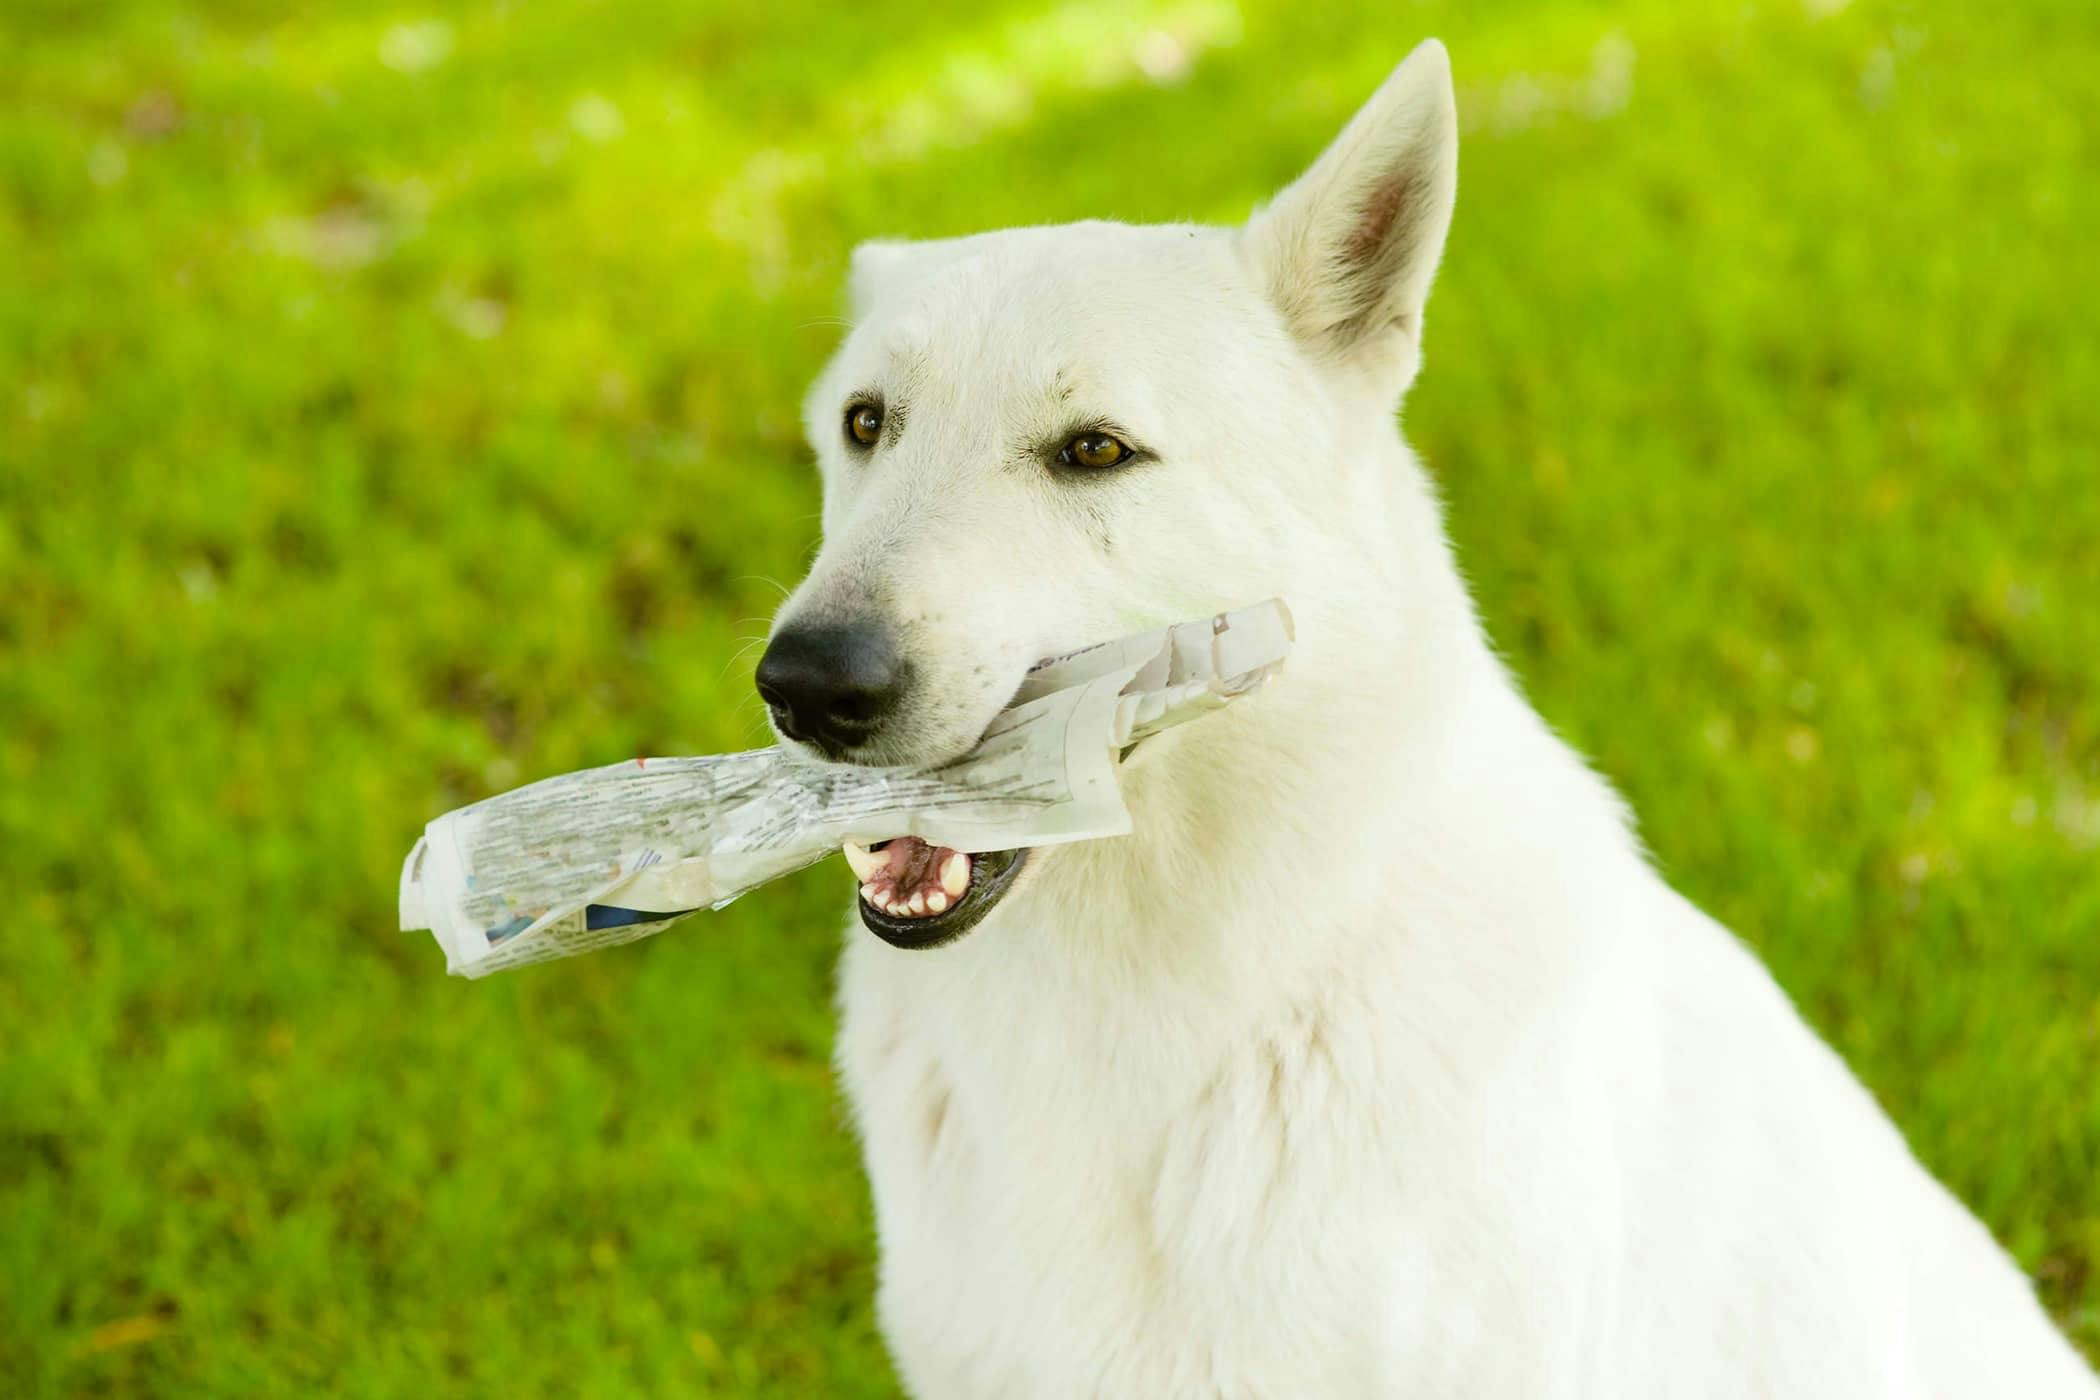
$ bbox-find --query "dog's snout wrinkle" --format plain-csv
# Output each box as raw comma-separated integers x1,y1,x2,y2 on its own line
756,620,911,759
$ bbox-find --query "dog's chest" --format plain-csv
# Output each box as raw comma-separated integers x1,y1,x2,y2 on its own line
834,935,1414,1397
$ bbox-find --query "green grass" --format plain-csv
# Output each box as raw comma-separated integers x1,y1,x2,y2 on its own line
4,0,2097,1392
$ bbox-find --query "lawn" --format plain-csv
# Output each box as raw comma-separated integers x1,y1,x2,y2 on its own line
3,0,2097,1393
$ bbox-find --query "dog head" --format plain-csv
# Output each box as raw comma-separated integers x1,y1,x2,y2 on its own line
759,40,1459,769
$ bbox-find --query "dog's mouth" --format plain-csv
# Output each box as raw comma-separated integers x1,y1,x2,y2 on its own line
841,838,1030,950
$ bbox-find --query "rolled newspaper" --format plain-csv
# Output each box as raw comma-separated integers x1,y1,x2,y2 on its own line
400,598,1293,976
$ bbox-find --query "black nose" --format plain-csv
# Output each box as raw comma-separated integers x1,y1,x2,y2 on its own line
755,621,910,758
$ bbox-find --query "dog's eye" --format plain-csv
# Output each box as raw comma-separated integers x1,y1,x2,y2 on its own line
1059,431,1133,470
845,402,883,447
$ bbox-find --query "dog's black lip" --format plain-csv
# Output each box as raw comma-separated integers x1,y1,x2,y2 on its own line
857,846,1029,950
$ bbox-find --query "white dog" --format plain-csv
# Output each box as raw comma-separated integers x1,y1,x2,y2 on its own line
753,39,2099,1398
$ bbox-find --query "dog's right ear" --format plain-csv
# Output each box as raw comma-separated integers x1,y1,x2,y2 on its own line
848,240,917,317
1243,40,1458,390
847,238,970,320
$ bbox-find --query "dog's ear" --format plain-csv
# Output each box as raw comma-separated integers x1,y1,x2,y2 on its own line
1243,40,1458,386
848,240,918,316
847,237,971,319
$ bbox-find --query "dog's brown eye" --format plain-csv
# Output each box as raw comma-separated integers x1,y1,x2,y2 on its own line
846,403,883,447
1061,431,1132,469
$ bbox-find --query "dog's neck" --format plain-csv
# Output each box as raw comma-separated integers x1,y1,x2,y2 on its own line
886,434,1649,1146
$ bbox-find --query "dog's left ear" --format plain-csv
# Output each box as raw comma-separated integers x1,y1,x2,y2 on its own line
1243,40,1458,390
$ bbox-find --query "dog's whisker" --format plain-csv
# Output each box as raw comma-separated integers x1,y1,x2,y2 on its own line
733,574,795,603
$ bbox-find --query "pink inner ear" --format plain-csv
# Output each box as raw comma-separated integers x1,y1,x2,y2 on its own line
1347,173,1413,265
1346,167,1432,273
1329,167,1435,340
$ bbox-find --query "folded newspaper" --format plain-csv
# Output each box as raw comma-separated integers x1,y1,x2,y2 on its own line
400,599,1293,977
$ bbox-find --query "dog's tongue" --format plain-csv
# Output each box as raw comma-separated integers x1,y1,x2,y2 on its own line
843,838,970,919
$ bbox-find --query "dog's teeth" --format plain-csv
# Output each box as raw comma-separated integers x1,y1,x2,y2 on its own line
859,882,881,905
842,841,885,882
906,890,928,916
939,852,970,898
927,891,950,914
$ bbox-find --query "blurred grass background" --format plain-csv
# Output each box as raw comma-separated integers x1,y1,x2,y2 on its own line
3,0,2097,1393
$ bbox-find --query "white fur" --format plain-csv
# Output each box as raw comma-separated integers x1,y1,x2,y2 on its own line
768,39,2098,1398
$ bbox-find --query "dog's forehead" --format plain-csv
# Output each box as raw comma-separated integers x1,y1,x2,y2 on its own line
853,223,1254,382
